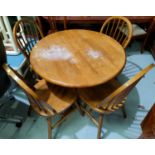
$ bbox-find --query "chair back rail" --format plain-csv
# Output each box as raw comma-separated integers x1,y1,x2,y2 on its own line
98,64,155,111
100,16,133,48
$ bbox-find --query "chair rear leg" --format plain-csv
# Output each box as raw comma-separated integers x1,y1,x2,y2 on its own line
97,114,104,139
76,98,87,116
28,106,32,116
121,106,127,118
47,117,52,139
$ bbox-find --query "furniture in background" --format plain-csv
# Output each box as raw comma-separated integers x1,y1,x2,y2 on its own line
131,24,147,42
30,29,126,88
36,16,67,36
100,16,133,49
141,18,155,57
47,16,67,34
78,64,155,138
140,104,155,138
47,16,58,33
0,16,20,55
38,16,153,34
37,16,150,51
54,16,153,24
35,16,50,37
3,64,77,138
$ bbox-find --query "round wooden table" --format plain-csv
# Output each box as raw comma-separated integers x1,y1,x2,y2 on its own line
30,29,126,88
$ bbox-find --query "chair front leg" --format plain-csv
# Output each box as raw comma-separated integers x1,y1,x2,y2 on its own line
97,114,104,139
121,106,127,118
47,117,52,139
28,106,32,116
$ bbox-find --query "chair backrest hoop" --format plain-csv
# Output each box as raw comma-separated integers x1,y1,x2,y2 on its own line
98,64,155,109
3,63,39,99
100,16,133,48
2,63,55,115
13,18,44,61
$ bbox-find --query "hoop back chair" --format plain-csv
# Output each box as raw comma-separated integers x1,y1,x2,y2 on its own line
100,16,133,49
13,19,44,61
78,64,155,138
3,63,77,138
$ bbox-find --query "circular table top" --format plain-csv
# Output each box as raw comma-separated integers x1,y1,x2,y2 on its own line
30,29,126,88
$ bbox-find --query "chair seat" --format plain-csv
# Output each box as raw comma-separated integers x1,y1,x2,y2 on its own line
78,79,122,113
34,80,77,114
119,24,146,37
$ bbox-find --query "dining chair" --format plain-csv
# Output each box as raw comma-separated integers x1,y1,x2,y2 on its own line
13,18,44,80
13,18,44,62
78,64,155,139
3,63,77,139
100,16,133,49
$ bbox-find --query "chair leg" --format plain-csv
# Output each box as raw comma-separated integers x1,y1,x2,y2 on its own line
97,114,104,139
28,106,32,116
121,106,127,118
79,103,87,116
75,98,86,116
47,117,52,139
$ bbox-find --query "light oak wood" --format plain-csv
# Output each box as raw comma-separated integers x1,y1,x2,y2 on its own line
30,29,126,88
100,16,133,48
97,114,104,139
47,117,52,139
13,18,44,78
13,18,44,61
3,63,77,138
78,64,155,138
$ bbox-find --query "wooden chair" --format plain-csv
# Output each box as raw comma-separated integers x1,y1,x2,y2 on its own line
141,18,155,54
13,19,44,62
100,16,133,49
13,19,44,80
78,64,155,139
3,63,77,138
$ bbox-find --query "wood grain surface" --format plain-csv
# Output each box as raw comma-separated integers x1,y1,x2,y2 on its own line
30,29,126,88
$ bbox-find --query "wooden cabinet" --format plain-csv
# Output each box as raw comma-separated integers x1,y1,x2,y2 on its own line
142,18,155,58
140,104,155,138
36,16,154,36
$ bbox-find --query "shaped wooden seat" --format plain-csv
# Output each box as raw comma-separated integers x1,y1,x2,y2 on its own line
78,64,155,138
3,64,77,138
34,79,77,114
